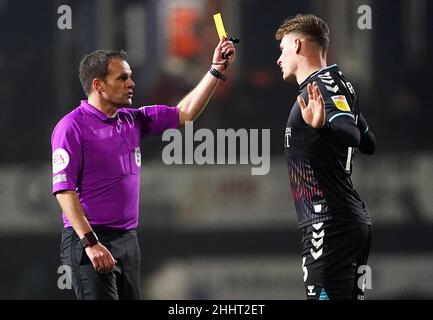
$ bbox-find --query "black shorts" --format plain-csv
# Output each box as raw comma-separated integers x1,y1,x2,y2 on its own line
300,220,371,300
60,227,141,300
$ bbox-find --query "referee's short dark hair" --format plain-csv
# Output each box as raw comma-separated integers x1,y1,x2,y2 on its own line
79,49,128,96
275,14,330,57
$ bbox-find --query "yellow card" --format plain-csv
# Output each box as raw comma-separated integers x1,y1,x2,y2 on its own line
213,13,227,40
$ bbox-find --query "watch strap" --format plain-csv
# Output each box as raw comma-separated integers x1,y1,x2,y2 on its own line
80,231,99,248
209,67,227,81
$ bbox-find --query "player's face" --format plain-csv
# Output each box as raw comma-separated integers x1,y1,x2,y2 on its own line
100,59,135,107
277,34,298,81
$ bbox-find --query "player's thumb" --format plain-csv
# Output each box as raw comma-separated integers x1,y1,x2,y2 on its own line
297,95,307,110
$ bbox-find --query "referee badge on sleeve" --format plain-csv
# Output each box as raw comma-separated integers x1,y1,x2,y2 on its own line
331,95,351,112
135,147,141,167
53,174,67,185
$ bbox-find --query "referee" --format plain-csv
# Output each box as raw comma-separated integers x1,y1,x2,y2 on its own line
275,14,376,299
51,38,236,299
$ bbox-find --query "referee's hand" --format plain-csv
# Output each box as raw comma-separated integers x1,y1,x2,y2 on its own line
212,36,236,69
85,243,117,274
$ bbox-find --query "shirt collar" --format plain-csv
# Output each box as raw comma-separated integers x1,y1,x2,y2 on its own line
80,100,119,122
299,64,338,89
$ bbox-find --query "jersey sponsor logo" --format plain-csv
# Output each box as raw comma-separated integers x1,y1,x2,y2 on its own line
331,95,351,112
53,174,67,185
135,147,141,167
307,285,316,296
52,148,70,173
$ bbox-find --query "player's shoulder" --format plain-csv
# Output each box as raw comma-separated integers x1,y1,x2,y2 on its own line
308,65,355,99
310,65,341,93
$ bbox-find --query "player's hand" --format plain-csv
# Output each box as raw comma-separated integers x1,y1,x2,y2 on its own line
297,82,326,129
212,37,236,70
85,243,117,274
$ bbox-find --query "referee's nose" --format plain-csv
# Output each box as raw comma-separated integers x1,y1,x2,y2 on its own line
127,77,135,89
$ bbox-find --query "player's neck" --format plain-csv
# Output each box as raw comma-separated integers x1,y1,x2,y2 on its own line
88,95,118,118
296,58,327,85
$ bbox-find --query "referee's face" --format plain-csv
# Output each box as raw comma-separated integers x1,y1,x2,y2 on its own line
101,59,135,107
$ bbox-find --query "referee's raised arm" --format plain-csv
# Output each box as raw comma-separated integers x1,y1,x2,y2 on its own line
177,37,236,126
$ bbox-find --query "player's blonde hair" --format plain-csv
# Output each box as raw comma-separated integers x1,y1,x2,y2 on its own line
275,14,330,57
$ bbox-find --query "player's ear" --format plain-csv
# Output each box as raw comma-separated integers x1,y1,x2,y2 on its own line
295,38,301,54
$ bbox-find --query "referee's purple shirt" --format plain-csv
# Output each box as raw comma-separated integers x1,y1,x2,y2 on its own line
51,100,179,230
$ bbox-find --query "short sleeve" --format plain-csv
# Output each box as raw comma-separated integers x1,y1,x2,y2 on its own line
51,116,82,195
135,105,179,137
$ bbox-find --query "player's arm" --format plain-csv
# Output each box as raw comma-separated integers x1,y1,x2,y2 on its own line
177,37,235,127
320,113,360,147
357,112,376,155
298,82,360,147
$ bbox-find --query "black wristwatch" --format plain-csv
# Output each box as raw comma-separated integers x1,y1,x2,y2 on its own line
80,231,99,248
209,67,227,81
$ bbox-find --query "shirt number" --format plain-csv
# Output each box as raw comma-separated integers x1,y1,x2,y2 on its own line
345,147,353,171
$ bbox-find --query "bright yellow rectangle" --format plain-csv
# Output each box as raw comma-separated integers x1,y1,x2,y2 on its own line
331,95,351,111
213,13,227,40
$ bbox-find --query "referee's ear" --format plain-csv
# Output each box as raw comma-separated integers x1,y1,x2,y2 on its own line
92,78,104,94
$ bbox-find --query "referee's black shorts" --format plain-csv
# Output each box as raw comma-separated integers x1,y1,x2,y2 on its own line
300,220,372,300
60,226,141,300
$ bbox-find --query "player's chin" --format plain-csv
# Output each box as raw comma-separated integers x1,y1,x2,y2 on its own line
283,73,295,82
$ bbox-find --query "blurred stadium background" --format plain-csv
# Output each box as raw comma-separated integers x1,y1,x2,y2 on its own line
0,0,433,299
